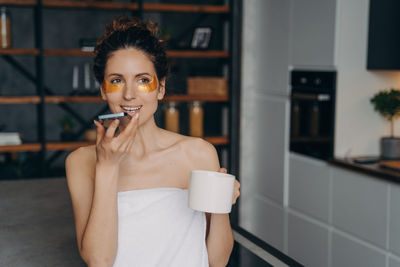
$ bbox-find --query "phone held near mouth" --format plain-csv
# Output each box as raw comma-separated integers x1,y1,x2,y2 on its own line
98,112,130,127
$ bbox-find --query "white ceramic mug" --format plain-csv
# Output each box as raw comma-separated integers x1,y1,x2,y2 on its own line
188,170,235,214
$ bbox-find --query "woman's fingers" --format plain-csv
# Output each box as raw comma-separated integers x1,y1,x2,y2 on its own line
94,120,105,145
232,179,240,205
115,113,139,143
104,119,120,140
218,168,227,174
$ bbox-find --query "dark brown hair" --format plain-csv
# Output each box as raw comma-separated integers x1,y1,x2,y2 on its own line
93,16,168,84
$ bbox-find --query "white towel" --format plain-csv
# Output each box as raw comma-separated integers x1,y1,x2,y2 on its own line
113,187,209,267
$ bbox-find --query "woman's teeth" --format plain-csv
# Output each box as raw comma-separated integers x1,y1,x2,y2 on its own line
122,106,142,112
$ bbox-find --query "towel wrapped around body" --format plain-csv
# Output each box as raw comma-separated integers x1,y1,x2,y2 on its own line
113,187,209,267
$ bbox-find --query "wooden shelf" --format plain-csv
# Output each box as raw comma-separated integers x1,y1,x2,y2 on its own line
0,0,36,6
44,49,93,57
203,136,229,146
46,141,93,151
0,137,228,152
45,96,103,103
0,96,40,104
142,3,229,13
0,95,227,104
42,1,229,13
166,50,229,58
0,143,41,152
43,49,229,58
43,0,138,10
163,94,228,102
0,48,39,55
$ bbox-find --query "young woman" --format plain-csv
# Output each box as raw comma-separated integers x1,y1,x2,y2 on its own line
65,16,240,267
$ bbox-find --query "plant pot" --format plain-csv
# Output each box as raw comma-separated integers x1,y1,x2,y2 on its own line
60,131,74,141
381,137,400,160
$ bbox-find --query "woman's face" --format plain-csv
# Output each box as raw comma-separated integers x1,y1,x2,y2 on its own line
101,48,165,126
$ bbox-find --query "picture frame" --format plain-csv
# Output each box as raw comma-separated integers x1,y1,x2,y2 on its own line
191,27,212,49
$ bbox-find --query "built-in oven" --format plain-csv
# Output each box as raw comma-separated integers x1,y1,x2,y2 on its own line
289,70,336,160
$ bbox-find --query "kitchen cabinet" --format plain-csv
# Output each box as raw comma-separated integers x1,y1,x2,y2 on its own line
367,0,400,70
290,0,337,68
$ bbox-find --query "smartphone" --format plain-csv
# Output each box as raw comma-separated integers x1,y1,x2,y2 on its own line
98,112,130,127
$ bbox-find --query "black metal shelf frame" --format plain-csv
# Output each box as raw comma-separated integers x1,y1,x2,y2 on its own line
1,1,241,185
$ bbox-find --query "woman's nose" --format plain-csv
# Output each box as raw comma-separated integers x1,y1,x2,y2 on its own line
123,82,136,100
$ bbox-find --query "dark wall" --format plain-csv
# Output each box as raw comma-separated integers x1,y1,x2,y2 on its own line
0,1,226,174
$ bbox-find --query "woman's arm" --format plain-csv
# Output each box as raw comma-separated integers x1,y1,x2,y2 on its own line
191,140,240,267
66,116,139,266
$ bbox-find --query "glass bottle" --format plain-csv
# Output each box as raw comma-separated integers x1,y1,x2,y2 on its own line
291,101,300,137
165,102,179,133
310,102,319,137
189,101,203,137
0,7,11,48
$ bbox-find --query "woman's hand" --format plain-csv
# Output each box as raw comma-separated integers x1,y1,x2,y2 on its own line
93,113,139,166
218,168,240,205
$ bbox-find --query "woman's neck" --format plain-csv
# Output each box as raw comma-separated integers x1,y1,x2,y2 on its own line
126,116,162,158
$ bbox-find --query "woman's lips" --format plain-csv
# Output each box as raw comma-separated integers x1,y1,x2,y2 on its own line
121,105,142,117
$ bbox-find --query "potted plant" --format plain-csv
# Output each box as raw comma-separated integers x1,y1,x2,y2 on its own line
370,88,400,159
59,115,75,141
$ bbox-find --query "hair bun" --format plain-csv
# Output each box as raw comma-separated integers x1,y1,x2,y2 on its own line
98,16,158,47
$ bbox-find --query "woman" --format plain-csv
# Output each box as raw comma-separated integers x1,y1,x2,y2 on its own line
66,16,240,267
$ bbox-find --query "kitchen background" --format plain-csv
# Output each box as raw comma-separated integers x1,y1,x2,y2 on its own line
240,0,400,266
2,0,400,266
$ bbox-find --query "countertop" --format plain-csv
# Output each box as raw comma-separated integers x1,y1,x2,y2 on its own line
329,158,400,184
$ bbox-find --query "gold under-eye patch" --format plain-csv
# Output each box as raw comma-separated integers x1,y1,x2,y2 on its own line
104,80,123,93
137,75,159,93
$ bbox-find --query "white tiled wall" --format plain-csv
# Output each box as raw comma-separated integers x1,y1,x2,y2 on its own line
287,212,329,267
331,231,386,267
289,153,331,223
286,153,398,266
331,168,388,248
389,256,400,267
240,194,285,251
390,184,400,256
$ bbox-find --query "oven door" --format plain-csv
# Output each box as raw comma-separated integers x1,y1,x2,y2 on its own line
290,91,334,160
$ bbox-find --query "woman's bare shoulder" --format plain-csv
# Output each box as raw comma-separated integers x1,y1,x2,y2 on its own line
65,145,96,182
179,136,220,171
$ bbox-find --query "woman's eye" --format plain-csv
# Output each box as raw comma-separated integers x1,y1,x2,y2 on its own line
111,78,121,84
138,77,150,84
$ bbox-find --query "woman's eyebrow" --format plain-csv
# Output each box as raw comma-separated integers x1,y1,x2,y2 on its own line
135,72,151,77
107,73,123,77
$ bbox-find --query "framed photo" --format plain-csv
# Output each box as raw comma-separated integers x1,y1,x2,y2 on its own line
191,27,212,49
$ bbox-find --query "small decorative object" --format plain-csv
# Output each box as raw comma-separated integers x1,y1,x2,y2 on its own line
187,77,227,96
165,102,180,133
84,128,97,142
189,101,204,137
59,115,75,141
79,38,97,52
191,27,212,49
370,88,400,159
0,7,11,48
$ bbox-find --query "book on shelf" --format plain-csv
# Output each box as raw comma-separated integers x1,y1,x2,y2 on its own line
0,132,22,145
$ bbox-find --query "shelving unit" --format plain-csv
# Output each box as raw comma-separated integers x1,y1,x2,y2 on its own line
0,136,230,153
0,0,241,179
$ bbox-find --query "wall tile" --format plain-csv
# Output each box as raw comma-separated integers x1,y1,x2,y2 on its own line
289,153,330,222
331,231,386,267
332,167,388,248
390,183,400,256
390,256,400,267
239,195,284,251
287,212,329,267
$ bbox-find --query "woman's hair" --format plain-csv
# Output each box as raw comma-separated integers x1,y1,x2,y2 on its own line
93,16,168,84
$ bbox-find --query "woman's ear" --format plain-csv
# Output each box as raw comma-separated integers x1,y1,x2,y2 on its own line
157,78,166,100
100,82,107,101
